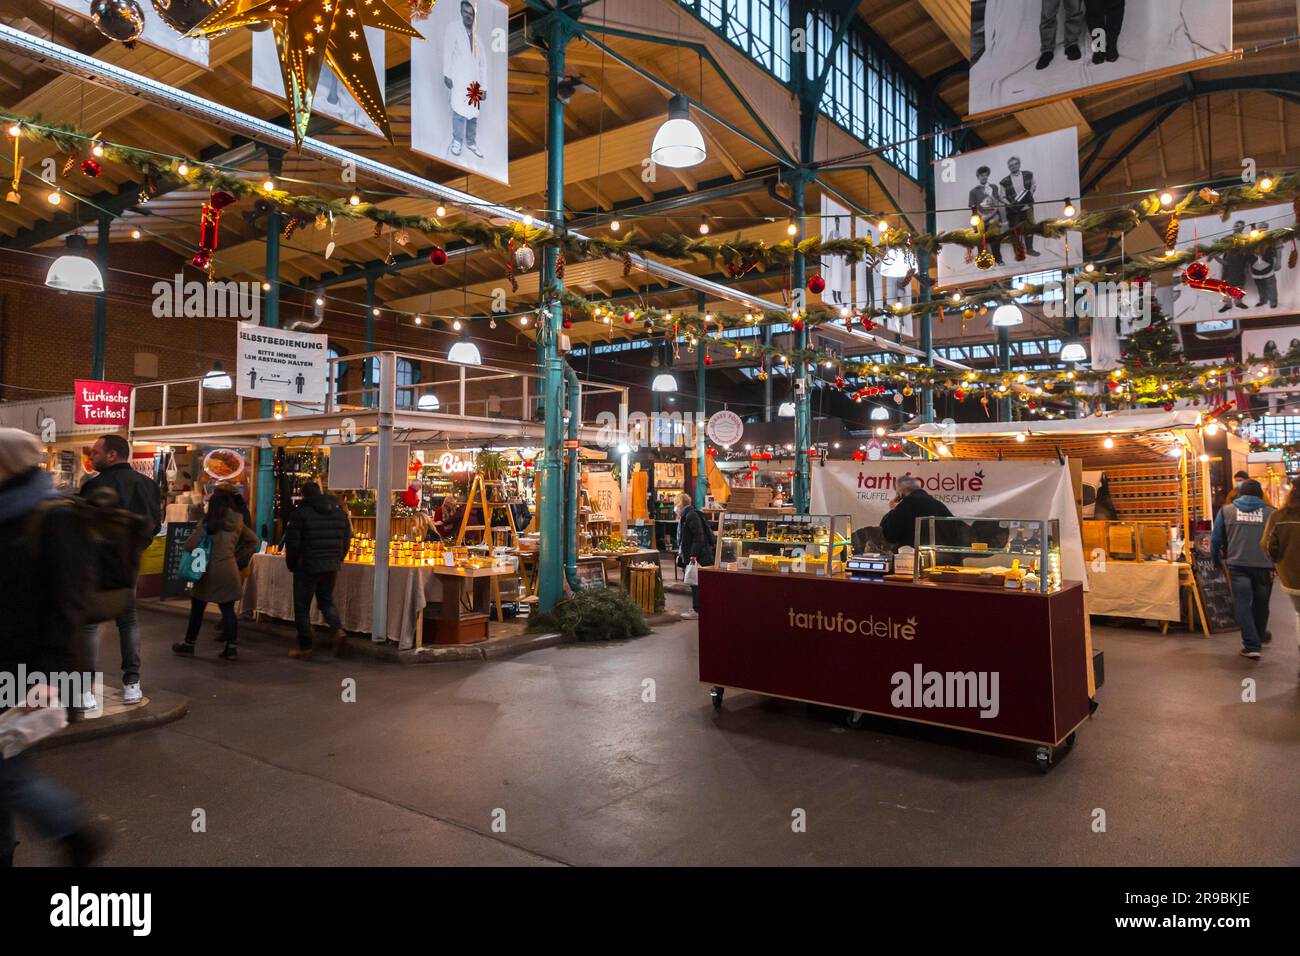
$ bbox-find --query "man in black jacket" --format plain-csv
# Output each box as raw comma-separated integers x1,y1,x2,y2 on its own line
675,493,715,619
283,483,352,659
879,476,954,549
78,434,161,707
0,428,103,866
999,156,1039,257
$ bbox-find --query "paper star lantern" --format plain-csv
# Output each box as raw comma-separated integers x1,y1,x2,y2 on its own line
188,0,421,144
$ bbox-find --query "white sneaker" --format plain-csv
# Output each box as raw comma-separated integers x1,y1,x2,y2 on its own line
81,691,97,711
680,610,699,620
122,683,143,705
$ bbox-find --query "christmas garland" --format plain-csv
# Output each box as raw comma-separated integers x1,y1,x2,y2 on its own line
6,110,1300,293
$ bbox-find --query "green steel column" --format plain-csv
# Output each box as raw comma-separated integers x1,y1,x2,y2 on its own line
790,171,812,514
92,213,110,379
363,275,376,404
255,152,283,542
998,325,1013,422
695,291,707,509
919,107,937,423
538,14,572,613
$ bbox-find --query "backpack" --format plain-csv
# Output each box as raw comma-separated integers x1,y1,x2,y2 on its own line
27,489,153,624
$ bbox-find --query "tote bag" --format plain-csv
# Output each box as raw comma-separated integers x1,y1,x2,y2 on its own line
179,534,212,583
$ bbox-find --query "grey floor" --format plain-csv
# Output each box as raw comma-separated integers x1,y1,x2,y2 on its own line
14,585,1300,866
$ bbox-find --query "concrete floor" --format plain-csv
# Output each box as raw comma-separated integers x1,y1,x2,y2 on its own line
13,586,1300,866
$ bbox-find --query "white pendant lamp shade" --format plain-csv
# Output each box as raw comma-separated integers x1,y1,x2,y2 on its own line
1059,340,1088,363
870,405,890,421
417,392,440,410
447,340,482,366
651,372,678,393
45,235,104,293
991,304,1023,327
650,95,706,169
777,401,796,418
202,361,232,390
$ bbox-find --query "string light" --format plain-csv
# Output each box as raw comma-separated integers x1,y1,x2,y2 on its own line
700,216,711,235
786,220,797,236
1062,198,1076,217
609,219,620,232
91,141,104,157
130,228,141,240
1159,190,1173,206
521,213,534,227
6,123,20,138
262,178,275,192
1259,177,1275,191
877,219,889,232
435,205,446,217
414,315,423,325
950,292,962,304
452,319,462,331
969,208,981,227
47,189,61,206
349,191,361,206
176,161,190,176
372,307,380,316
1103,436,1115,449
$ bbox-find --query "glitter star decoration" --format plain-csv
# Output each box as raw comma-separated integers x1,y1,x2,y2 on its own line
188,0,421,144
465,81,485,109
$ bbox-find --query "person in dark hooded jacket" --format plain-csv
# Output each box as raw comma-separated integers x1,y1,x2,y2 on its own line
0,428,104,866
1212,479,1276,660
283,483,352,659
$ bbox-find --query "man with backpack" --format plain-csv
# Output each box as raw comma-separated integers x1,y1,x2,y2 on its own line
0,428,105,866
283,483,352,659
79,435,161,707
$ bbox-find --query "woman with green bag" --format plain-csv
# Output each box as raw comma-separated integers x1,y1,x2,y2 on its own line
172,489,258,661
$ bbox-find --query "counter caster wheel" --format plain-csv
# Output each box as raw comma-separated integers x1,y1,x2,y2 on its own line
1088,698,1099,717
844,710,866,730
709,686,725,711
1065,732,1077,751
1035,746,1053,774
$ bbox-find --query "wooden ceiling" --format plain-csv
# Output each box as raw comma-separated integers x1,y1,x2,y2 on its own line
1,0,1297,350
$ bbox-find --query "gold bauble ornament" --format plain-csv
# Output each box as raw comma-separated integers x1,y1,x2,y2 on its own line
187,0,420,144
975,249,996,271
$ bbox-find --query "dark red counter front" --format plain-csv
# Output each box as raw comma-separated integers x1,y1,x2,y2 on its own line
698,570,1090,747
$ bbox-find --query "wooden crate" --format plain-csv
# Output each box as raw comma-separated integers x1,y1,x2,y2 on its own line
628,567,658,614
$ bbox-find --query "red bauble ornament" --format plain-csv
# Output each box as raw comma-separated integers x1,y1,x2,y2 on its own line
792,318,804,331
80,158,102,178
562,320,572,329
1163,402,1174,411
623,312,634,323
704,355,713,366
428,246,448,265
806,448,818,457
861,317,875,332
1107,380,1119,391
954,389,966,401
806,274,826,294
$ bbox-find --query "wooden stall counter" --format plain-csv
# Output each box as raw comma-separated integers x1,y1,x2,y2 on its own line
699,569,1092,767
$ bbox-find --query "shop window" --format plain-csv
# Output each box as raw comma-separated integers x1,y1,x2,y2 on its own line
363,357,417,408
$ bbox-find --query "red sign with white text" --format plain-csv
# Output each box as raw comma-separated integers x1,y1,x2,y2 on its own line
73,379,132,427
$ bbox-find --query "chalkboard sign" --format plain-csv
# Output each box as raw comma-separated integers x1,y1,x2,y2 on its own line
627,522,654,549
575,559,609,590
1190,529,1237,632
160,522,198,600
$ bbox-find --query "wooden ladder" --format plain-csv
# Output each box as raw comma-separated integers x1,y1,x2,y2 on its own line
456,474,520,549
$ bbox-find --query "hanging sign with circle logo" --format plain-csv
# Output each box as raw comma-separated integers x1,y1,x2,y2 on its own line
706,410,744,448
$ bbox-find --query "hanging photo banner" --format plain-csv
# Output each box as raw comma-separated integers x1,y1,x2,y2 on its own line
45,0,210,67
935,127,1082,289
1241,326,1300,394
967,0,1232,118
811,458,1085,585
251,24,386,136
818,194,852,311
235,323,328,403
72,379,132,427
410,0,510,185
1170,202,1300,325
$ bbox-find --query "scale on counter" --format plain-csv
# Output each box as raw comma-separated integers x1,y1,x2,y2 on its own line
846,553,893,581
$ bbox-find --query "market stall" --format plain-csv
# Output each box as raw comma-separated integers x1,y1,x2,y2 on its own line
700,512,1090,770
891,410,1236,635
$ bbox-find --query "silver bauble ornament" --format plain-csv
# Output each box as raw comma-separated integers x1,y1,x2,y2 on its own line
91,0,146,46
150,0,218,35
514,245,536,272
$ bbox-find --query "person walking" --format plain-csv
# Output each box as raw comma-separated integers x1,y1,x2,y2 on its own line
79,434,161,708
0,428,104,866
675,492,715,620
172,489,258,661
1263,483,1300,679
1211,478,1276,660
283,482,351,659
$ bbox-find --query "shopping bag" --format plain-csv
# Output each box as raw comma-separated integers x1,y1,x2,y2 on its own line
179,534,212,582
683,558,700,586
0,686,69,758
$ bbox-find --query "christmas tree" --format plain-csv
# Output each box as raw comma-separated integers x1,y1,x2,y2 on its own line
1121,294,1182,369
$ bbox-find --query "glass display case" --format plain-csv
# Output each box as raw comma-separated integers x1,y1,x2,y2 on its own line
1081,519,1178,562
913,517,1061,593
716,512,852,576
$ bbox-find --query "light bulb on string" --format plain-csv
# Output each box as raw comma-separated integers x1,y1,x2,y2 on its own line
6,123,21,138
452,319,462,331
91,141,104,157
47,189,61,206
349,191,361,206
130,228,141,240
699,216,711,235
969,208,981,227
1062,198,1076,217
262,178,275,193
521,213,534,227
176,161,190,177
1159,190,1173,206
609,219,620,232
435,205,446,218
1259,177,1275,192
786,220,798,236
